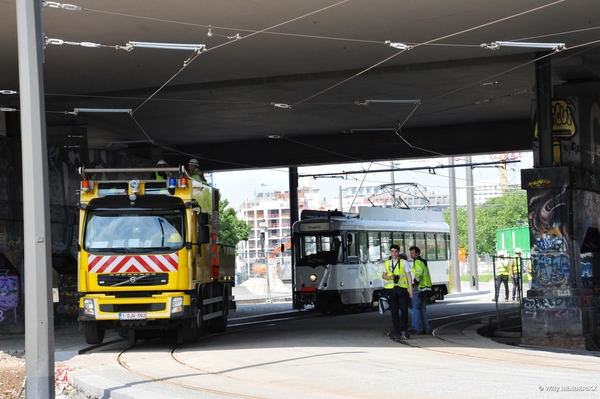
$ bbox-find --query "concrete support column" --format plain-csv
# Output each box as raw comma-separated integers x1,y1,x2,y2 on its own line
16,0,55,396
535,52,554,167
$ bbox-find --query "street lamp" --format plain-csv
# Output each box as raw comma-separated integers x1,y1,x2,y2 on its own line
244,183,267,278
259,221,272,302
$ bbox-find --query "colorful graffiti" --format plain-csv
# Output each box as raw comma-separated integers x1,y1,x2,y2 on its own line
531,253,570,287
0,274,19,324
523,297,579,310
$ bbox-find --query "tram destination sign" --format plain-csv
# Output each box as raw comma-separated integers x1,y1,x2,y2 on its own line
299,222,330,232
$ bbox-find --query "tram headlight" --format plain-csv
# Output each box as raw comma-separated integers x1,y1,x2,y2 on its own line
340,281,344,287
171,296,184,314
309,274,317,282
83,298,95,316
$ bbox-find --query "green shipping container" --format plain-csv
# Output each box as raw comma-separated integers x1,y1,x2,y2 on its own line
496,226,530,258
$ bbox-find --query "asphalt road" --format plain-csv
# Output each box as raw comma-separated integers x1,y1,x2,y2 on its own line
65,293,600,399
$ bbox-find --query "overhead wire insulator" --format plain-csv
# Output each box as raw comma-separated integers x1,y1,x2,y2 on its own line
384,41,412,50
43,1,81,10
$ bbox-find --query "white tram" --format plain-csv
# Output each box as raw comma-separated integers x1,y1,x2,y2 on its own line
292,207,450,311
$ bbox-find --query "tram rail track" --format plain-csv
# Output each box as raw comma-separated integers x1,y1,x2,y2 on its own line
68,304,600,399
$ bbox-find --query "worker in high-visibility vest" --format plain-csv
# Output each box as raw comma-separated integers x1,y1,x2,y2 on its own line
186,158,208,184
493,252,510,302
510,248,523,301
410,246,432,335
382,245,414,340
151,159,169,180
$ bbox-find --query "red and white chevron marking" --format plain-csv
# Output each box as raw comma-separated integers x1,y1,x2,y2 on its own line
87,253,179,273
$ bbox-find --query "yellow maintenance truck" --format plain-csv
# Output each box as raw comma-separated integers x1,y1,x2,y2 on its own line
76,165,234,345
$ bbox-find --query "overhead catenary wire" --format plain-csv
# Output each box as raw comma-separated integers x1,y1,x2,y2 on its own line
36,0,586,166
288,0,569,108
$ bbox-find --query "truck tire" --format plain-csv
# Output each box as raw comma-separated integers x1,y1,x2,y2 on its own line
207,284,229,333
177,316,199,344
83,321,105,344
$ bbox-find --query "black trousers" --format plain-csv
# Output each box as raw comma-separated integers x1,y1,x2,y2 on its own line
495,275,509,300
387,286,409,334
512,275,522,299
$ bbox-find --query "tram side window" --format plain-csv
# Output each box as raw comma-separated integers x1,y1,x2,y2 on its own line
358,231,369,263
404,233,415,256
415,233,426,260
347,232,359,264
426,233,437,260
380,232,392,260
437,233,448,260
393,232,404,253
368,232,381,262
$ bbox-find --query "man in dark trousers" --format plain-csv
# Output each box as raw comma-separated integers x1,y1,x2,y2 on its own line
382,245,414,340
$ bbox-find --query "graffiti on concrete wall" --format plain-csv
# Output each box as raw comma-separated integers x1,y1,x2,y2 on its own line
523,297,579,310
531,253,570,287
523,308,581,323
528,186,571,289
0,274,19,324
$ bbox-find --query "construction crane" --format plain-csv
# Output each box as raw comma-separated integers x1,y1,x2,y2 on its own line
270,239,291,258
499,153,509,190
498,152,523,190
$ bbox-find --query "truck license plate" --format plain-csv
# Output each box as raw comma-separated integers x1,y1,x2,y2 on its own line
119,312,147,320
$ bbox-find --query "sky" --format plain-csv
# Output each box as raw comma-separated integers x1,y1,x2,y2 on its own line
211,152,534,211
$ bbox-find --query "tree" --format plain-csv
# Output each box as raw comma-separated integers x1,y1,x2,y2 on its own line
218,199,251,247
444,191,528,256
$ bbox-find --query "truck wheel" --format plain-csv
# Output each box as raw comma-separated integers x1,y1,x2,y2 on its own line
83,321,105,344
177,317,199,344
127,330,137,346
208,284,229,333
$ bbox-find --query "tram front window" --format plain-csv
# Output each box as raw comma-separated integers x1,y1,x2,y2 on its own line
297,234,342,265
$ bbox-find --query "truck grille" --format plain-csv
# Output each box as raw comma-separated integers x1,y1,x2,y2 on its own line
97,273,169,287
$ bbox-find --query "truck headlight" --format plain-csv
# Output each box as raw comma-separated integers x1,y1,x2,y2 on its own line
171,296,183,314
83,298,95,316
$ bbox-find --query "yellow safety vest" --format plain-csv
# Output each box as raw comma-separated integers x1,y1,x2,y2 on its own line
384,259,409,289
497,259,509,276
511,258,522,275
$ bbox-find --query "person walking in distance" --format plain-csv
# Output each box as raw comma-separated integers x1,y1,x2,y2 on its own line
382,245,414,340
410,246,432,334
493,252,510,302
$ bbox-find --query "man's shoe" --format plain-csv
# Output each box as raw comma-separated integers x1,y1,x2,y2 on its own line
401,331,410,340
491,298,498,302
394,332,401,341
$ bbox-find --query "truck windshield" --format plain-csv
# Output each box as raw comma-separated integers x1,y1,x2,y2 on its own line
296,234,342,265
83,210,185,253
